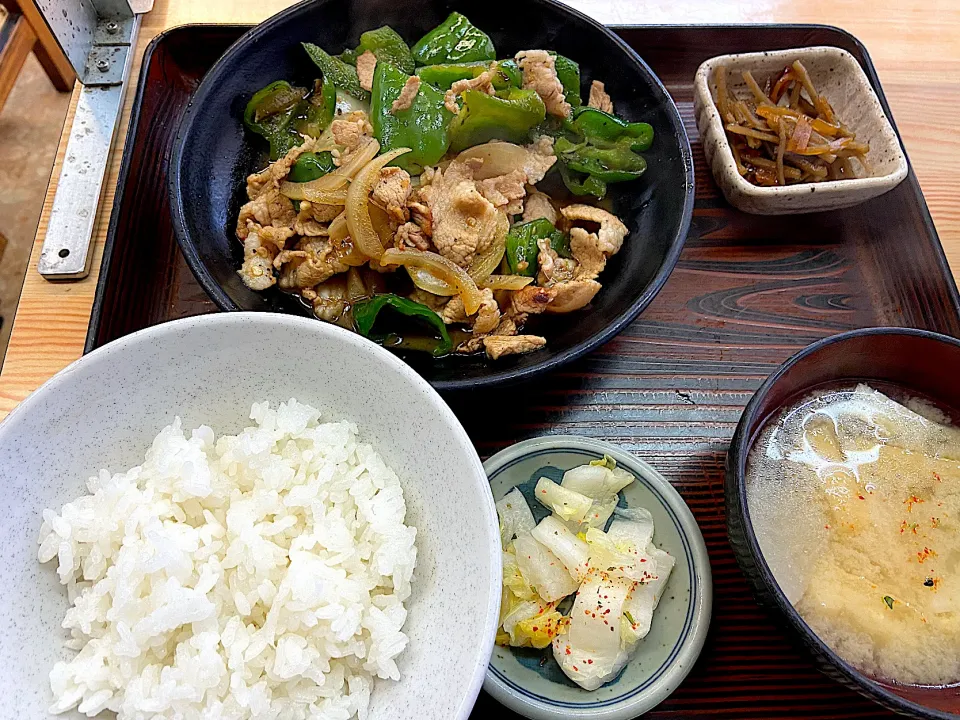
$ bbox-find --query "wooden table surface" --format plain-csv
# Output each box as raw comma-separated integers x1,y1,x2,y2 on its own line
0,0,958,417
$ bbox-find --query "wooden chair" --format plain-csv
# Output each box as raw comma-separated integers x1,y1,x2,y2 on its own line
0,0,75,112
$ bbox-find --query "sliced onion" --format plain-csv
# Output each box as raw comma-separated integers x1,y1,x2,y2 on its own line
328,212,348,242
467,211,509,282
280,178,338,203
336,89,370,116
408,266,457,296
333,238,366,267
457,141,529,180
368,202,395,247
346,146,410,260
381,248,484,314
346,267,368,301
468,239,505,283
280,139,380,201
328,212,366,266
282,186,349,204
481,274,534,290
280,175,348,201
337,138,382,179
313,124,340,152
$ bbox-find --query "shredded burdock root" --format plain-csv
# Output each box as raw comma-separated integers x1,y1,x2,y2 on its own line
713,60,870,186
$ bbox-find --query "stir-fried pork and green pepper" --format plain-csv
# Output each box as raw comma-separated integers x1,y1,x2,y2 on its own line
236,13,652,359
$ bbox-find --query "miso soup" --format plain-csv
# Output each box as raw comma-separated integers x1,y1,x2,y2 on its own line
746,384,960,686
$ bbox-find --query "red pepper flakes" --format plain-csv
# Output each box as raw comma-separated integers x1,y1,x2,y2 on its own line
933,472,942,482
572,665,579,671
532,626,539,632
565,647,571,655
931,517,941,529
858,495,865,500
587,659,593,664
917,547,937,563
904,495,924,512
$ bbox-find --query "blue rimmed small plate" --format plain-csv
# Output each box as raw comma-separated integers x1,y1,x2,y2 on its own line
483,436,712,720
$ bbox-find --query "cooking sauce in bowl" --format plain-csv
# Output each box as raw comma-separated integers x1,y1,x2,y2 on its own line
745,383,960,687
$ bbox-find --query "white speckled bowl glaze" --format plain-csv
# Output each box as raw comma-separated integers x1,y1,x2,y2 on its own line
0,313,501,719
693,46,908,214
483,436,712,719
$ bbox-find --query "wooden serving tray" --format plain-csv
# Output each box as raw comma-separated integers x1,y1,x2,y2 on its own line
87,23,960,719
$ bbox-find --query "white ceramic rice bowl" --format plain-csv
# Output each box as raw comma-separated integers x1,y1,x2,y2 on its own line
0,313,501,719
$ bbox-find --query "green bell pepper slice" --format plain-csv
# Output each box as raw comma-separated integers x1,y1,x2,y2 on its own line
356,26,415,74
288,151,337,182
416,59,521,91
245,81,303,123
417,62,484,89
492,59,522,90
505,219,568,277
448,88,545,152
555,133,647,192
564,145,647,181
572,106,653,152
551,53,582,108
293,80,337,138
559,164,607,199
353,294,453,356
243,80,307,159
370,60,454,174
303,42,370,100
411,12,496,65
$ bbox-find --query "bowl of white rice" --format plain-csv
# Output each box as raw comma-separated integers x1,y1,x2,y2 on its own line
0,313,501,720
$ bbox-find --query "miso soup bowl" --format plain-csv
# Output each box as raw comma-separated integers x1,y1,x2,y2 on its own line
725,327,960,720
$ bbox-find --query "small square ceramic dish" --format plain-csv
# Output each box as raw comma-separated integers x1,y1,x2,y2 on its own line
483,436,712,720
693,46,908,215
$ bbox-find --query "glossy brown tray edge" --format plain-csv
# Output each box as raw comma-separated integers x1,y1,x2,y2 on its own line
85,25,249,353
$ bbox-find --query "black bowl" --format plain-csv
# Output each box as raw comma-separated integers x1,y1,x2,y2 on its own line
168,0,693,391
726,327,960,719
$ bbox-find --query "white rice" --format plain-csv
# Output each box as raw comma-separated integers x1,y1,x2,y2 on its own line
37,399,417,719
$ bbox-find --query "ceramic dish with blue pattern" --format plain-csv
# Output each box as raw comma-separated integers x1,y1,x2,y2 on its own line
483,436,712,719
